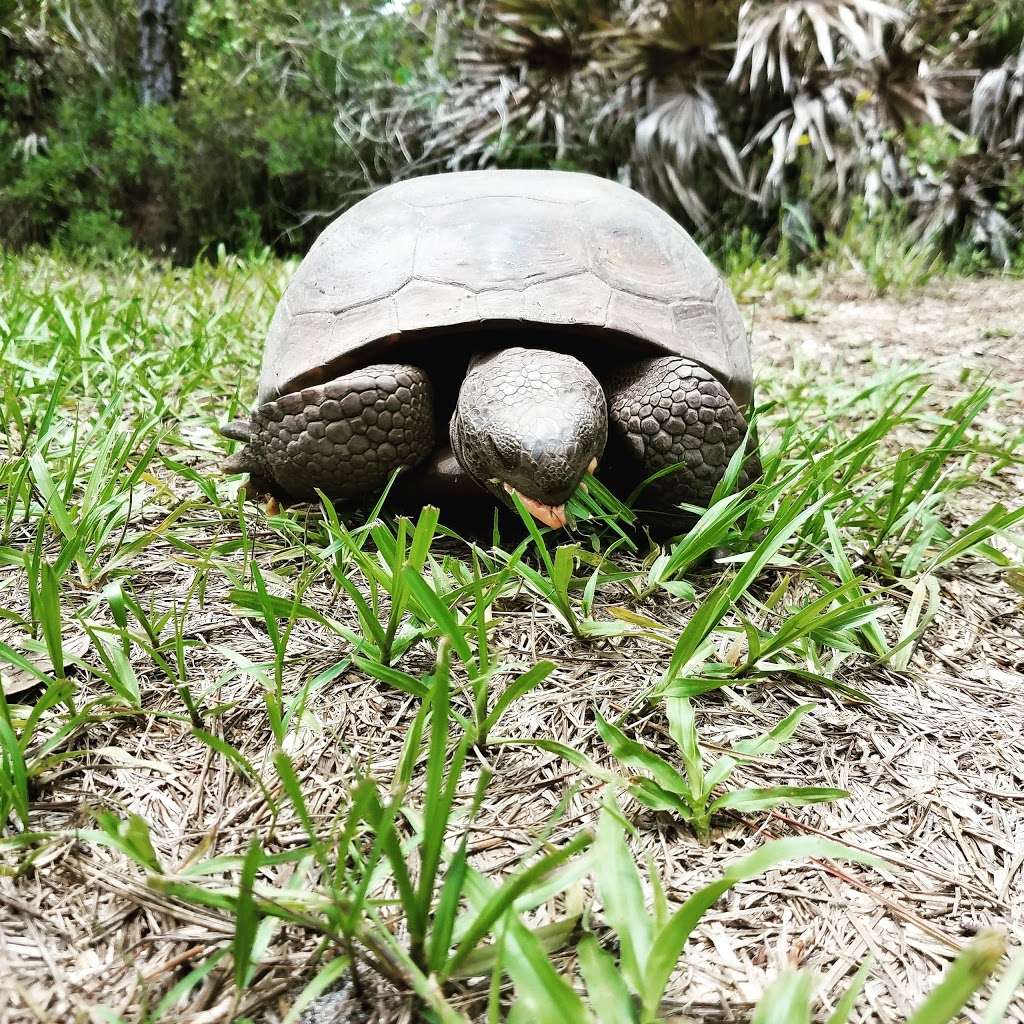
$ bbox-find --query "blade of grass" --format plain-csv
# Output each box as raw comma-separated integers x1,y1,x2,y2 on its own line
641,837,881,1016
906,931,1006,1024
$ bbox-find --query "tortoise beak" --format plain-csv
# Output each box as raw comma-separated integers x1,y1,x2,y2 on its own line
502,458,597,529
503,484,568,529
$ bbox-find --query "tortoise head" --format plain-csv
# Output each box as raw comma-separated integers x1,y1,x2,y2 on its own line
450,347,607,528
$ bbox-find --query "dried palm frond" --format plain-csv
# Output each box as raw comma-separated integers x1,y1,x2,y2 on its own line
432,0,618,169
738,7,963,225
608,0,740,76
731,0,904,93
971,54,1024,152
741,77,909,220
909,152,1020,264
421,0,1024,254
745,85,846,199
844,22,954,207
593,2,747,221
634,83,746,222
866,17,955,126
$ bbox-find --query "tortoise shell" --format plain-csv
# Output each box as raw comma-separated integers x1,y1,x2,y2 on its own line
257,170,751,408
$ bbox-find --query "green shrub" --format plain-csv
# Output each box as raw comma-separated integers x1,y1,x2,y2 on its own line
0,0,441,259
58,209,134,257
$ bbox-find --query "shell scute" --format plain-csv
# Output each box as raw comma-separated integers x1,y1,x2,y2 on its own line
396,280,478,332
579,194,719,303
396,171,582,208
605,291,676,346
287,196,419,315
477,289,527,320
413,197,586,290
522,274,612,326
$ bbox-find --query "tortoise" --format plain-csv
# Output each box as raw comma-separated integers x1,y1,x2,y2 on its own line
221,170,756,528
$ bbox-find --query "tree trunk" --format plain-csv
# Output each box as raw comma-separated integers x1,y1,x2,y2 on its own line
138,0,179,105
136,0,181,253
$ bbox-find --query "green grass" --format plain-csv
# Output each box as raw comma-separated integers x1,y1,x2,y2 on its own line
509,699,848,844
0,249,1022,1021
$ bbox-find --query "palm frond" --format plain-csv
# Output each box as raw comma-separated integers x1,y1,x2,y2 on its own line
635,84,746,223
731,0,904,93
420,0,1023,252
971,54,1024,151
432,0,619,169
909,155,1020,264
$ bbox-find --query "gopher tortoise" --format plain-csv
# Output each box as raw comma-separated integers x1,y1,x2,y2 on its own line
221,170,756,528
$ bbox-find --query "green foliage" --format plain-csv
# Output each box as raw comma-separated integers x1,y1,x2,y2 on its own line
0,79,355,255
438,0,1024,266
4,1,1024,265
511,700,846,842
750,934,1015,1024
0,1,441,257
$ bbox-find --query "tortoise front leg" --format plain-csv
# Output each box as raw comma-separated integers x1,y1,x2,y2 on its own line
221,364,434,501
602,357,756,517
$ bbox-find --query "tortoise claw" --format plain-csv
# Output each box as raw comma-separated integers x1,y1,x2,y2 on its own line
222,448,257,475
219,418,253,442
221,417,260,476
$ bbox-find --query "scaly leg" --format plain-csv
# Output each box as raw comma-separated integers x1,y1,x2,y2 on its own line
221,364,434,500
602,357,755,515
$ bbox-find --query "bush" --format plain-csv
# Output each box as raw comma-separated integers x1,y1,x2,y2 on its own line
0,0,442,259
430,0,1024,266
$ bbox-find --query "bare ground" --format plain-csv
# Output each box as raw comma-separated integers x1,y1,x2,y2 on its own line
2,275,1023,1023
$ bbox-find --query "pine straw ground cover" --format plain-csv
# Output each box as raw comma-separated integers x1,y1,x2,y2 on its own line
0,252,1022,1024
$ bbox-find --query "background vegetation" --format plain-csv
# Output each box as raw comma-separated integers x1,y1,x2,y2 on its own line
2,0,1024,265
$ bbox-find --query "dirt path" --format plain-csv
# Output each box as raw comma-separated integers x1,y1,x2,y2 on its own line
755,275,1024,386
